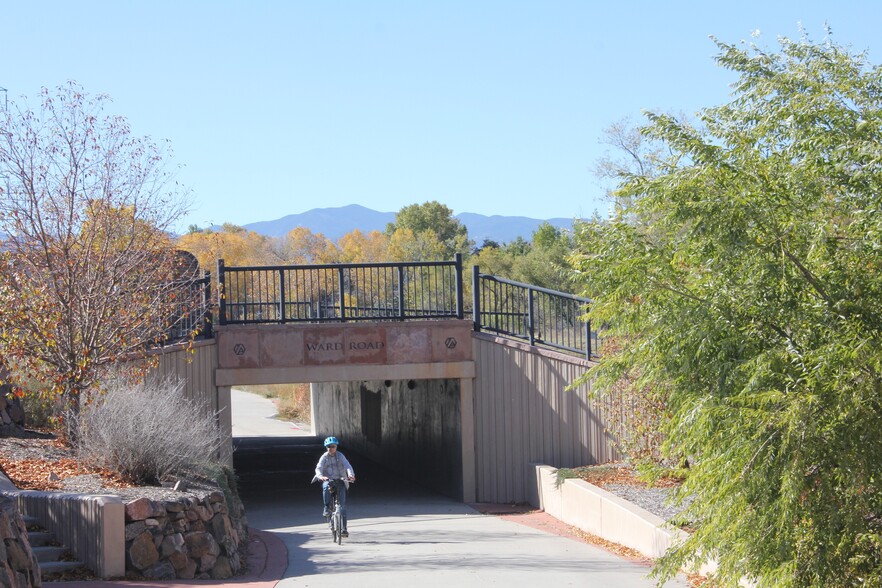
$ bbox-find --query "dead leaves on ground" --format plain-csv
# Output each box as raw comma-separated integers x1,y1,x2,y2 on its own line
569,462,682,489
0,438,136,491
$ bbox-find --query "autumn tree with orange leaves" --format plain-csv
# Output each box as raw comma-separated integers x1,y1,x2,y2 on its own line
0,83,196,418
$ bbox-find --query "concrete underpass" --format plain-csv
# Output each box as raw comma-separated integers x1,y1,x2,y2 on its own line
231,375,464,504
155,318,618,506
216,320,478,503
229,386,463,535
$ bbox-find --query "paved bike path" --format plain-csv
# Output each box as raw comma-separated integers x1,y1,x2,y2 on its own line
231,388,688,587
52,390,688,586
243,482,689,588
231,388,312,437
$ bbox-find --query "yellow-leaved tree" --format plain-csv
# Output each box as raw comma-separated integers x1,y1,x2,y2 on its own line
0,83,196,423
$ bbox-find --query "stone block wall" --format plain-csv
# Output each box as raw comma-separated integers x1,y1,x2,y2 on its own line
123,491,246,580
0,386,26,436
0,495,41,588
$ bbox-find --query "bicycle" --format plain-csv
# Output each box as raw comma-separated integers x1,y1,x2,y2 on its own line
326,478,351,544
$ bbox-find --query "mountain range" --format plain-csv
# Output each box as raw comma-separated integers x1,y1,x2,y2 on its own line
236,204,576,244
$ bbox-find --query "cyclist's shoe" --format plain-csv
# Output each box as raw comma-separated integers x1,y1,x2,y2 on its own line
322,508,330,517
341,530,349,538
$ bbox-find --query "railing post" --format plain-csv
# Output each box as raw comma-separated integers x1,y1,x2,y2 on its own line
454,253,464,320
217,259,227,326
278,268,286,322
337,266,346,320
397,265,405,319
472,265,481,332
585,318,592,360
203,271,213,338
527,288,535,346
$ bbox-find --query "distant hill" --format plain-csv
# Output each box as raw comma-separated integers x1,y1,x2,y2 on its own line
233,204,575,244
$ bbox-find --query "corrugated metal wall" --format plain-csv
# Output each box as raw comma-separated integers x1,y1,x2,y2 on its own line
472,333,619,504
148,340,219,413
15,491,125,578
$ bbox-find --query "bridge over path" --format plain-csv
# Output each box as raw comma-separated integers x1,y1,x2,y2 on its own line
152,255,617,504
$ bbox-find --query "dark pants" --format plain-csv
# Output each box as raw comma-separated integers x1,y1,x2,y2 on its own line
322,480,348,530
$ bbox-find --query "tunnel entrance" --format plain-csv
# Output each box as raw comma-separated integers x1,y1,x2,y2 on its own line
216,320,477,502
229,376,466,501
311,378,463,500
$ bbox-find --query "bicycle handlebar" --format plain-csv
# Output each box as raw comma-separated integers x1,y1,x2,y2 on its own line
311,475,355,485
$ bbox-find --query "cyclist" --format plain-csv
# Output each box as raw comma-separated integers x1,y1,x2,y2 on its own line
314,436,356,537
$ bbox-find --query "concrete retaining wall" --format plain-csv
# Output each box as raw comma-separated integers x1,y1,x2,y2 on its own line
528,464,687,560
527,464,728,582
2,474,125,579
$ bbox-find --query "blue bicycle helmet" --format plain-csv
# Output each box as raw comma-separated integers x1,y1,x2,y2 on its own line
324,436,340,447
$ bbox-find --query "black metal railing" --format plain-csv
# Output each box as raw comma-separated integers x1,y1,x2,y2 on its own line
217,255,464,325
170,255,599,358
472,266,598,359
164,272,213,342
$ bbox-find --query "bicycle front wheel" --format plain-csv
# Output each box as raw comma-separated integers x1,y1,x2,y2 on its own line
334,512,343,544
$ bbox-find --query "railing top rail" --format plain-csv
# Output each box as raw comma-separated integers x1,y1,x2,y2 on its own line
169,273,211,285
222,258,459,272
476,272,593,304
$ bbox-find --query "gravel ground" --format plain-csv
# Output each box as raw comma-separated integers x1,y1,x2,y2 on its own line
58,473,218,502
603,484,692,523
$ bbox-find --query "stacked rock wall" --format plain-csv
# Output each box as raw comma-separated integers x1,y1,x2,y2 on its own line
0,495,41,588
124,491,246,580
0,386,26,436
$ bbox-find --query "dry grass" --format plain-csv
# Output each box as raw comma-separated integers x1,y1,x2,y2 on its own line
563,461,682,489
76,375,223,485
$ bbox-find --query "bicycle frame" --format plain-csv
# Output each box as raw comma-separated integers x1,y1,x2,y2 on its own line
327,478,350,545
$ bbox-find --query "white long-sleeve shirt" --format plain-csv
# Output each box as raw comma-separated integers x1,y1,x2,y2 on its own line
315,450,355,480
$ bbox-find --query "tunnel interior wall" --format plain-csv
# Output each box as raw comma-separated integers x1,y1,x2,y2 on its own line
312,378,463,500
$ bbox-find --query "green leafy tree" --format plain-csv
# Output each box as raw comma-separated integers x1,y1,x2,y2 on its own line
504,236,532,257
511,222,574,292
571,33,882,587
385,201,472,260
470,224,578,292
470,243,516,279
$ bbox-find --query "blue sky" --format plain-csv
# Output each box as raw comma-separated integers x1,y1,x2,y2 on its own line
2,1,879,233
